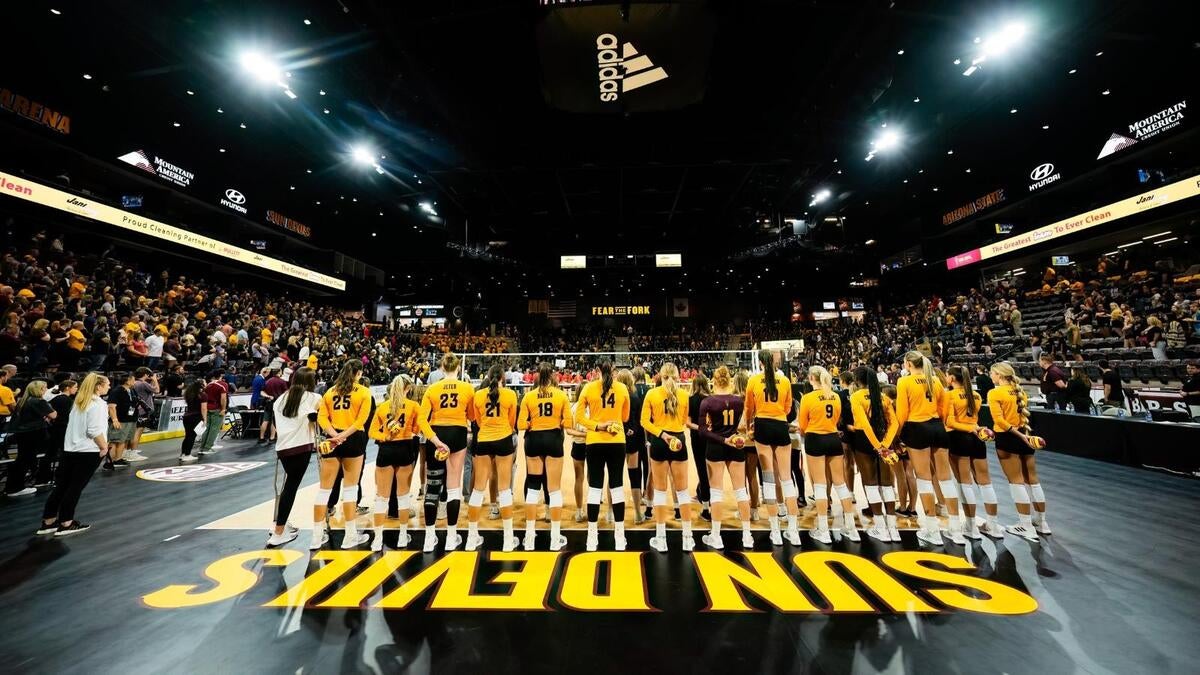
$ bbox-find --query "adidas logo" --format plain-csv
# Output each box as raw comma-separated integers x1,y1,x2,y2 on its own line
595,33,668,103
1096,132,1137,160
117,150,156,175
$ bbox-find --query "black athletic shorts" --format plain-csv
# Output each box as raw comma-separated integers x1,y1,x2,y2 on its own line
994,429,1033,455
753,418,790,447
474,436,516,457
844,430,875,455
948,430,987,460
377,439,419,467
570,442,587,462
432,425,469,453
706,440,745,463
625,428,645,455
805,432,844,457
899,419,950,450
329,429,366,459
524,429,564,459
649,431,688,463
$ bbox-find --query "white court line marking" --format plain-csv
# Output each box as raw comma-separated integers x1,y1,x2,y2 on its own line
163,534,180,542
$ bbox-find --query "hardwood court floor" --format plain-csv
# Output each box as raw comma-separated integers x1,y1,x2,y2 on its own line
0,435,1197,674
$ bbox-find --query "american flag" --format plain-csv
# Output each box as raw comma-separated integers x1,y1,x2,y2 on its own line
548,300,577,318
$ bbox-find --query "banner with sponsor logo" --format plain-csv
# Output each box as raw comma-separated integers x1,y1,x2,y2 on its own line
0,86,71,134
266,209,312,238
946,173,1200,269
117,149,195,188
591,304,651,316
942,188,1006,226
0,171,345,290
1097,99,1187,160
536,2,716,113
219,188,248,215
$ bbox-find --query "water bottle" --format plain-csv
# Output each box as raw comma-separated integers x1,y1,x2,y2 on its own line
1117,408,1127,418
1144,411,1153,422
1066,403,1074,413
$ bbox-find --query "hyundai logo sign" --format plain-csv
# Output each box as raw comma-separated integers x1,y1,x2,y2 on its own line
220,188,248,214
1027,162,1061,192
1030,163,1055,181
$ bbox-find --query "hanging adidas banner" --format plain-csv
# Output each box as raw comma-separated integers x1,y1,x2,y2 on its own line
537,2,715,113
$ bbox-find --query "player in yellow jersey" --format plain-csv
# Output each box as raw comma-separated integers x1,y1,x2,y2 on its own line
895,351,962,546
943,366,1003,540
741,348,794,547
368,374,420,551
847,366,901,543
517,363,572,551
464,365,520,552
576,359,630,552
799,366,851,544
641,362,693,553
314,361,373,549
417,353,477,552
988,361,1051,542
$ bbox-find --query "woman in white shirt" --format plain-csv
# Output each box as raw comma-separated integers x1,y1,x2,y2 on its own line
267,367,321,547
38,373,110,537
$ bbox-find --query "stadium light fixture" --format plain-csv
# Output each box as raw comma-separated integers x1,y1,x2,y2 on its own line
238,51,281,84
809,189,832,206
351,145,376,165
864,129,901,161
963,19,1030,75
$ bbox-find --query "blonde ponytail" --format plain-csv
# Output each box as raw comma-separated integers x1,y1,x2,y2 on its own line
905,350,935,401
660,362,680,417
808,365,832,395
74,373,108,412
386,374,413,423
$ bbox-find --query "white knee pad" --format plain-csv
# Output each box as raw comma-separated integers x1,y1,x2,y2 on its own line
734,487,749,503
374,497,388,514
880,486,896,502
588,486,603,505
709,488,724,504
979,483,997,505
1009,483,1030,505
446,487,462,502
653,490,668,507
676,489,693,505
397,493,411,510
960,482,978,505
497,489,513,508
864,485,882,504
1028,483,1045,503
548,491,563,508
762,484,777,501
780,480,798,499
468,489,486,507
315,488,331,507
342,486,359,504
526,488,541,505
938,479,958,500
813,483,828,501
915,478,934,495
834,483,852,501
610,486,625,504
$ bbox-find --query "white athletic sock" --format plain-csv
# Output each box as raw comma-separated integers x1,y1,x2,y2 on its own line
886,514,898,529
843,514,855,530
526,519,535,536
787,514,797,531
873,515,887,529
817,514,828,531
711,519,721,536
587,521,598,536
503,518,513,539
656,523,666,538
448,524,458,540
615,522,625,536
551,520,561,538
682,521,692,535
741,519,751,533
768,514,779,531
1019,512,1033,526
468,522,479,536
345,520,357,538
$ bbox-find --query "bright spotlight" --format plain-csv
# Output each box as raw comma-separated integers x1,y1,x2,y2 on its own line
351,145,375,165
982,21,1028,57
239,51,280,83
874,129,901,151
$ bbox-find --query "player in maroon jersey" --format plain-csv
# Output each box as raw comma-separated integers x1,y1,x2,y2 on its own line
697,366,753,549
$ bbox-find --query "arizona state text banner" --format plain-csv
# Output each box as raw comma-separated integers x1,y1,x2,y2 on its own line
536,2,716,113
946,173,1200,270
0,172,345,291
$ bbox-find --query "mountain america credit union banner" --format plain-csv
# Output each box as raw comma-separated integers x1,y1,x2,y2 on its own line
536,2,716,113
0,172,345,291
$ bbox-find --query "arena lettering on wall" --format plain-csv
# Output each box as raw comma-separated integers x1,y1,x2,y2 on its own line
143,550,1038,615
591,304,652,316
946,172,1200,269
0,86,71,134
941,188,1007,226
0,171,345,291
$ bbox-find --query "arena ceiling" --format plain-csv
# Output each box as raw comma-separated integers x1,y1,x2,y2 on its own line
3,0,1197,298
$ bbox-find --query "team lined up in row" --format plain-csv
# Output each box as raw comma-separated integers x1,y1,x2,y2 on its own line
265,348,1051,552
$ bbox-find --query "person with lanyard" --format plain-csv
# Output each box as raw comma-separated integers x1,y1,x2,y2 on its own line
417,353,476,552
641,362,693,553
105,372,138,470
38,373,110,536
313,361,373,550
517,362,572,551
368,374,421,551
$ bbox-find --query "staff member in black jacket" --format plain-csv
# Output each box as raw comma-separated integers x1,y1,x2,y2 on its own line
36,380,77,488
5,381,57,497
